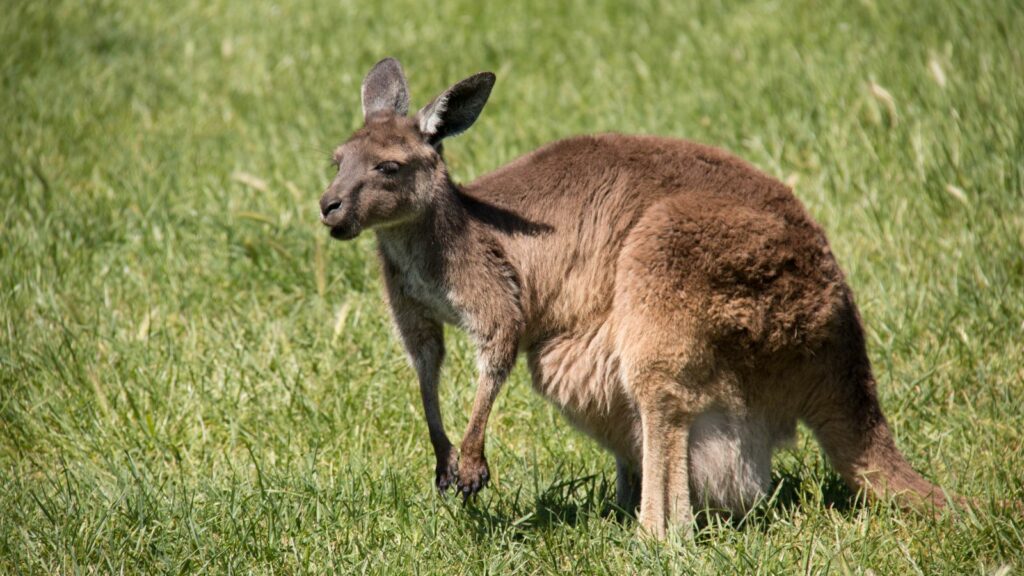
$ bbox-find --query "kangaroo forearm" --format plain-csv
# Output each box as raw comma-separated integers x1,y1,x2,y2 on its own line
419,376,452,453
411,346,459,491
460,373,504,457
385,280,451,472
451,370,504,497
461,330,518,451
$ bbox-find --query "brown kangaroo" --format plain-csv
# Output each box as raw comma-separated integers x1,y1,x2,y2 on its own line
319,58,959,537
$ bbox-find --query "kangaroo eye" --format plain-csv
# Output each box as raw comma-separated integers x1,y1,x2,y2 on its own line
374,161,401,175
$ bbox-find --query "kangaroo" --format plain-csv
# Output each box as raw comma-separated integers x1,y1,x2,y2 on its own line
318,57,959,538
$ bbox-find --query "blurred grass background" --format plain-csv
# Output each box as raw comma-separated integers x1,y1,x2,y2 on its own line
2,0,1023,573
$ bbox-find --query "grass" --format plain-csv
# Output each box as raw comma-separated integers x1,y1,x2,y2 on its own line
2,0,1023,572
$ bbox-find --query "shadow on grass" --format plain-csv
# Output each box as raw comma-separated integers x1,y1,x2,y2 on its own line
459,467,859,540
458,468,623,539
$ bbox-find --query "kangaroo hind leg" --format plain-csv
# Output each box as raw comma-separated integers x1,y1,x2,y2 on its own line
633,377,701,539
615,456,642,514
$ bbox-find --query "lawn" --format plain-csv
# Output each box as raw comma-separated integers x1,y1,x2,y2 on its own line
2,0,1022,573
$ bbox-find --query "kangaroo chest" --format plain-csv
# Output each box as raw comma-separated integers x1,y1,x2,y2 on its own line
380,242,461,326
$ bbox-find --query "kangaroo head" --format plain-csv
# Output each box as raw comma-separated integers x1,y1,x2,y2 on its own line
320,58,495,240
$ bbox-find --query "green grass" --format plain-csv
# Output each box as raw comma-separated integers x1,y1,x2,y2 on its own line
2,0,1023,572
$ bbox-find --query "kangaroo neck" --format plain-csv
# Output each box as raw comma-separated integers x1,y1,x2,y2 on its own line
375,180,477,281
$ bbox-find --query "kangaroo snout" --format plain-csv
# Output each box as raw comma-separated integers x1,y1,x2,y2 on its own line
319,192,361,240
320,198,342,221
319,194,343,223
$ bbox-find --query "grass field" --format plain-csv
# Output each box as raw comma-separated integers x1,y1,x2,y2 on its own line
2,0,1023,573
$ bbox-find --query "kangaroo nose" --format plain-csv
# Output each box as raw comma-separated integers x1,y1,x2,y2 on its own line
321,199,342,220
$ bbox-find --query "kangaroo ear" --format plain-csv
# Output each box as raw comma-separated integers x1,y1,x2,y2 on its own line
361,58,410,120
416,72,495,145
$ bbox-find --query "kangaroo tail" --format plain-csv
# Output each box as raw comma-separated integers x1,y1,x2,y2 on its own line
846,418,960,509
825,343,1024,515
804,307,965,511
807,374,963,511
